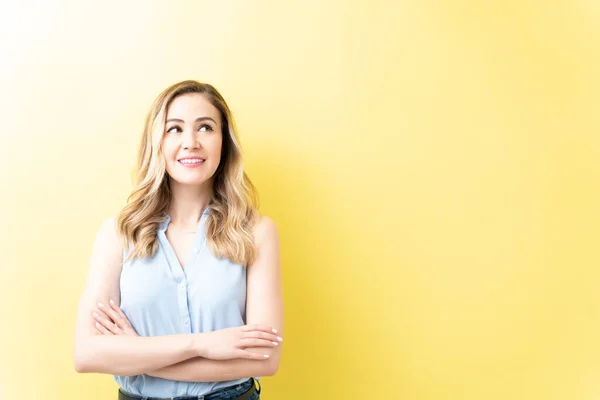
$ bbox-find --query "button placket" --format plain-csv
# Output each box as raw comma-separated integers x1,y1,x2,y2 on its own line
178,285,190,329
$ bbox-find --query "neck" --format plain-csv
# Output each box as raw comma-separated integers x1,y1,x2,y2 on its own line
167,179,213,227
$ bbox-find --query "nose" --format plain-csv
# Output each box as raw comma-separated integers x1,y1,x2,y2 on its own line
182,129,200,150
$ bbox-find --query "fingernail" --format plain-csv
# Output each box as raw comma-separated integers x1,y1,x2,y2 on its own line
93,312,99,318
95,322,101,327
264,354,269,358
272,342,278,346
109,299,115,305
98,302,104,307
272,328,278,333
277,336,283,342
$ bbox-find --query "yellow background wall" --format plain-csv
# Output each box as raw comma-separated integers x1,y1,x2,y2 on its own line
1,1,599,399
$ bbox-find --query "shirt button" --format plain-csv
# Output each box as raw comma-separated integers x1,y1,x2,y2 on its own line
184,320,189,325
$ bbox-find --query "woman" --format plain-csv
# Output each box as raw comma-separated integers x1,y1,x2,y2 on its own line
73,80,284,400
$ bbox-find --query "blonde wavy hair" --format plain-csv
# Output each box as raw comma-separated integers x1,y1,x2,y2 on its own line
116,80,259,266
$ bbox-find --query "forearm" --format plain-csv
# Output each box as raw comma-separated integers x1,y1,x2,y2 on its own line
147,347,280,382
74,334,197,376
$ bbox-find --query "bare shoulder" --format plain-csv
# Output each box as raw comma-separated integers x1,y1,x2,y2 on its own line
89,215,123,272
84,215,124,288
252,215,279,246
98,215,120,240
95,215,123,254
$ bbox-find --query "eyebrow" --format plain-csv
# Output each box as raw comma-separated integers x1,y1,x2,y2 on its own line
166,117,217,124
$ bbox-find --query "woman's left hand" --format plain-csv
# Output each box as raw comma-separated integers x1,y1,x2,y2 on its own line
92,299,138,337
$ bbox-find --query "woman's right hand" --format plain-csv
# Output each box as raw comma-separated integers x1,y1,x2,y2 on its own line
197,324,283,361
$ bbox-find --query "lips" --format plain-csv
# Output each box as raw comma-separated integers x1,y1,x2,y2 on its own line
178,157,205,164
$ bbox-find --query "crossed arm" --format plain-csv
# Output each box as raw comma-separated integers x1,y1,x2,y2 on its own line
73,215,284,382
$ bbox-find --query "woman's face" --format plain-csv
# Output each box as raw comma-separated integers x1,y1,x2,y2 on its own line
161,93,223,187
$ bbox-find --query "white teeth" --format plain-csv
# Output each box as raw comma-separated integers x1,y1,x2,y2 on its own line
179,159,204,164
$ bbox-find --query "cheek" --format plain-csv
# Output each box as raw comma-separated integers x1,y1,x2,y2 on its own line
160,144,176,172
161,141,176,160
209,136,223,157
215,142,223,157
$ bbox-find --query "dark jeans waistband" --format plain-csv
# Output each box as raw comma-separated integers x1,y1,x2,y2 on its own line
118,378,260,400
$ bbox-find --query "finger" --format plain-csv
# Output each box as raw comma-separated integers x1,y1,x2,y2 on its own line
94,309,123,334
234,349,271,360
242,331,283,343
96,303,116,323
94,308,111,321
109,299,129,321
107,309,124,329
98,303,125,329
93,311,120,334
238,338,279,348
92,311,111,326
241,324,279,334
106,301,134,332
95,321,112,335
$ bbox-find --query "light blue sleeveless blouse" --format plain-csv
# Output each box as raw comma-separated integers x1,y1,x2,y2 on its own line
114,208,251,397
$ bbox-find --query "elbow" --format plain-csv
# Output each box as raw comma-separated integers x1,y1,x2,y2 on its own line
74,344,98,373
264,365,279,377
263,357,281,377
74,361,88,374
74,352,91,373
262,348,282,376
74,336,96,373
73,343,103,374
74,349,134,376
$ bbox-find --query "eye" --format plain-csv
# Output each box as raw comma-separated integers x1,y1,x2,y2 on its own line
198,124,214,132
166,126,181,134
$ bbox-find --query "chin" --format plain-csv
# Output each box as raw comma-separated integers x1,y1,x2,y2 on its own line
170,175,213,186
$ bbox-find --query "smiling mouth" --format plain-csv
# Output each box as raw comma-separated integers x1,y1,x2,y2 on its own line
178,158,205,166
